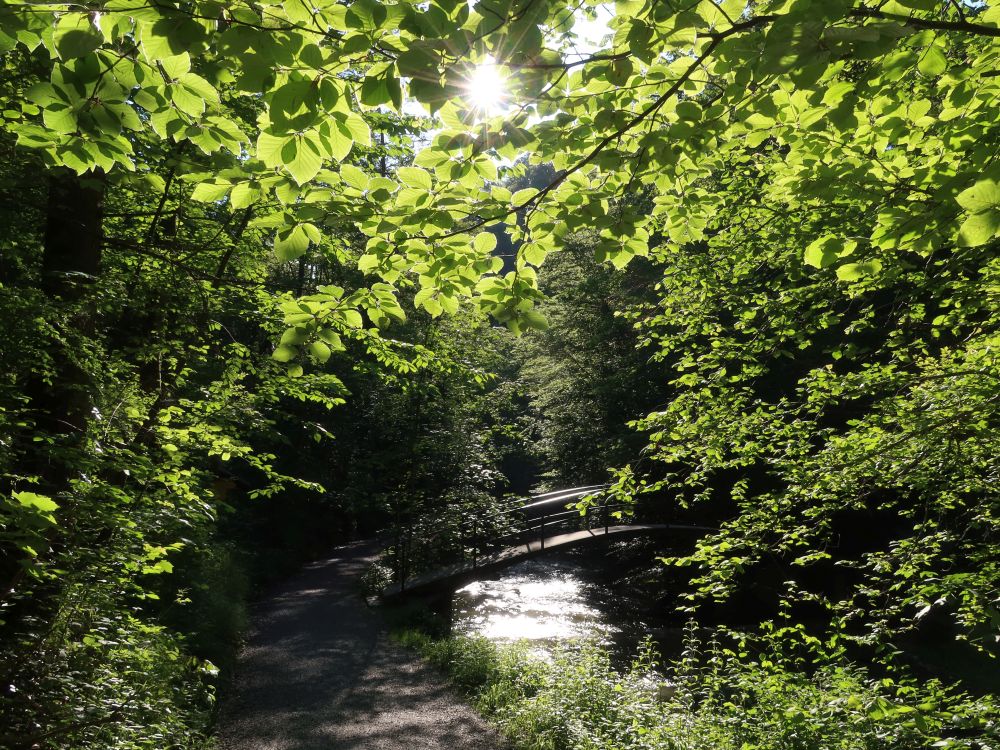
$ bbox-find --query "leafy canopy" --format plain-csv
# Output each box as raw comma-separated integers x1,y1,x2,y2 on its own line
7,1,1000,335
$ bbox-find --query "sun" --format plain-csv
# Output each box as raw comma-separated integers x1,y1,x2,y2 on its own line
465,58,508,116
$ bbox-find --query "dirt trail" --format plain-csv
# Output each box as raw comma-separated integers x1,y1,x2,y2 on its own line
215,540,508,750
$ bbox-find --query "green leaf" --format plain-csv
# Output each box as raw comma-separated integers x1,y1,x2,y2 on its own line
397,166,432,190
42,105,77,135
270,78,320,131
309,340,332,363
804,236,855,268
179,72,218,104
54,13,103,59
361,71,399,107
230,182,261,209
889,0,936,10
474,232,497,253
341,164,369,191
280,326,310,345
521,309,548,330
957,210,1000,247
417,289,443,316
170,83,205,117
26,83,63,108
142,174,167,193
318,329,344,350
917,46,946,77
272,344,298,362
191,181,231,202
610,248,634,270
522,243,547,265
396,45,439,77
512,188,539,206
142,559,174,575
347,0,388,31
367,176,396,198
283,0,316,24
823,26,879,43
286,134,324,185
340,309,364,328
13,491,58,514
344,111,371,146
675,100,701,121
836,259,882,282
396,187,430,208
257,130,288,168
327,120,355,162
475,159,498,182
956,179,1000,213
275,224,310,261
159,53,191,80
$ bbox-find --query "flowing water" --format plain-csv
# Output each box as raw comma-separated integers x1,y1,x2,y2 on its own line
451,552,652,659
450,545,1000,695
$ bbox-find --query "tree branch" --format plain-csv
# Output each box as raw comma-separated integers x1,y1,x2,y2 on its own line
848,7,1000,37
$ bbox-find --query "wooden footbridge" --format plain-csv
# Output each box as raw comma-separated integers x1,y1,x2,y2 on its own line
381,486,713,599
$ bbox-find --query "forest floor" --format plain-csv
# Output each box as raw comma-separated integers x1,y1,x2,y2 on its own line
214,539,509,750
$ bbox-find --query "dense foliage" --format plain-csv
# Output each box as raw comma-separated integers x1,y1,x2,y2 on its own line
518,222,670,486
398,626,998,750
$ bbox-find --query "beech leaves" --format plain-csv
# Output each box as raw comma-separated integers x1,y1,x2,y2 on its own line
5,0,1000,361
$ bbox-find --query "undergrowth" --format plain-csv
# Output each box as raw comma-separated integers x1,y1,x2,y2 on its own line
394,625,998,750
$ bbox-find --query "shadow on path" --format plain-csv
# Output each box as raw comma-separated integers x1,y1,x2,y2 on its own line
215,540,508,750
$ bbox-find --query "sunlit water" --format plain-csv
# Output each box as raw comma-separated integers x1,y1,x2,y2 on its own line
452,556,621,652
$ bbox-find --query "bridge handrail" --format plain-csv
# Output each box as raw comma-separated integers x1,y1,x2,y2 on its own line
439,488,607,523
520,490,606,512
526,485,608,502
392,487,647,590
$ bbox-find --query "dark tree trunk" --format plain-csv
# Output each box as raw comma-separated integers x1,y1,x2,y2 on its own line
29,168,106,471
41,169,104,300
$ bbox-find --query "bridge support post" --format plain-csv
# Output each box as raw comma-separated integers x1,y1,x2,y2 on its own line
401,524,412,592
393,508,403,589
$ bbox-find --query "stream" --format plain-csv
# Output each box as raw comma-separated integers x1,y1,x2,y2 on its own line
450,544,1000,695
451,548,680,662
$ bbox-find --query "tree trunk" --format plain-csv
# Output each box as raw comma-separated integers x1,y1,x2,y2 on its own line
29,168,106,471
42,169,104,300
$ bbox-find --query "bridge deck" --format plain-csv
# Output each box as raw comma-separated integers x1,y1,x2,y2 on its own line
380,523,673,599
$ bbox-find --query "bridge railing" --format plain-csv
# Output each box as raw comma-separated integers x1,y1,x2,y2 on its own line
390,486,639,591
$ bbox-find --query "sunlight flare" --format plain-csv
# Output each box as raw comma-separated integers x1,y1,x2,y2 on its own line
465,58,508,116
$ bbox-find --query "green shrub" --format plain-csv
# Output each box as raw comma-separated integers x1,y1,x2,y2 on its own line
165,542,249,683
0,579,215,750
395,626,998,750
359,558,395,597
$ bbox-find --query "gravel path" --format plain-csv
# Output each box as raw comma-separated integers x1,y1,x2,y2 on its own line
215,540,509,750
